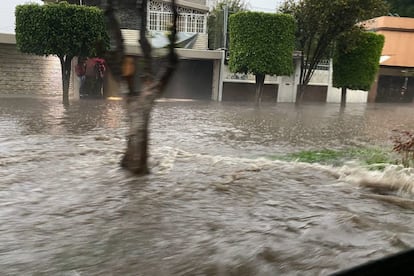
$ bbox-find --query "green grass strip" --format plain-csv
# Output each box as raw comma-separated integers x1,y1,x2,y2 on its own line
269,147,395,170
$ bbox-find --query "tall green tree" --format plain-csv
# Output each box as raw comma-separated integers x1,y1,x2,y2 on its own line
229,12,295,104
279,0,389,104
387,0,414,17
333,28,385,107
208,0,247,50
15,2,107,104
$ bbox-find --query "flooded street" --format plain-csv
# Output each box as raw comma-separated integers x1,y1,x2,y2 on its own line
1,97,414,275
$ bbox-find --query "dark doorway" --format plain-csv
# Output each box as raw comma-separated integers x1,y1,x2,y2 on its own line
164,59,213,100
301,85,328,102
376,75,414,103
222,83,278,102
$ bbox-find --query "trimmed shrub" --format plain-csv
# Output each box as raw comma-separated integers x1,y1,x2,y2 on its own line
15,2,108,102
229,12,295,76
333,30,385,91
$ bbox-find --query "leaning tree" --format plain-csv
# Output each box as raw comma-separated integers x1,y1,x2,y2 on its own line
228,12,295,104
279,0,389,104
333,28,385,107
103,0,178,175
15,2,108,104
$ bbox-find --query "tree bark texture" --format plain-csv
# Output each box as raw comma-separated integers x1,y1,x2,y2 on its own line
104,0,178,175
59,55,73,105
341,87,347,107
255,74,265,105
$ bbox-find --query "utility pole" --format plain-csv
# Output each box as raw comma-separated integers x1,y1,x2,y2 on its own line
223,4,228,49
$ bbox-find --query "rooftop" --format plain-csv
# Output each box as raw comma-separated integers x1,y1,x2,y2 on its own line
362,16,414,68
363,16,414,32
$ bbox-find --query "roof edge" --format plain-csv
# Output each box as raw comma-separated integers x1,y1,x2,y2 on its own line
162,0,209,12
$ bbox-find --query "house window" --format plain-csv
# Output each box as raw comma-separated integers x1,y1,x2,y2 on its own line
148,0,207,33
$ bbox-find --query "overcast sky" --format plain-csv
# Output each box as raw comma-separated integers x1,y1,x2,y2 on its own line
0,0,283,34
0,0,43,33
248,0,283,12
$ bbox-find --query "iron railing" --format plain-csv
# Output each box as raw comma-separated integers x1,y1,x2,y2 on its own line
149,11,207,33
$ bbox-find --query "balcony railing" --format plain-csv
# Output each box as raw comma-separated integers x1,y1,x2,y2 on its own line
149,11,207,33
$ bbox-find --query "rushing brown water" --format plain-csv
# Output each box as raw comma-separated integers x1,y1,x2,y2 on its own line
1,97,414,275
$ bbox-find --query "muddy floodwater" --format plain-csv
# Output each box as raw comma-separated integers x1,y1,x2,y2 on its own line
1,97,414,275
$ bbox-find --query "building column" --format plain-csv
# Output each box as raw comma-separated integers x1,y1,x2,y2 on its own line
292,58,301,102
211,59,220,101
213,50,225,102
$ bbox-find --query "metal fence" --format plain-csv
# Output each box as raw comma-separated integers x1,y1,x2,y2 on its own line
307,59,330,71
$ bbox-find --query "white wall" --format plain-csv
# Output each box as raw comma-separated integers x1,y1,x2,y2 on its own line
277,59,301,102
204,58,370,103
326,87,368,103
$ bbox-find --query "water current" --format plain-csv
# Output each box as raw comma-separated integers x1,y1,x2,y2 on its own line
1,97,414,275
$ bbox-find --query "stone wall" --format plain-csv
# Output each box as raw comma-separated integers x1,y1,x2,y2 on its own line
0,43,62,97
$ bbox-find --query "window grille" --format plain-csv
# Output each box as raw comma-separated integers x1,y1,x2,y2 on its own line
149,11,207,33
305,59,331,71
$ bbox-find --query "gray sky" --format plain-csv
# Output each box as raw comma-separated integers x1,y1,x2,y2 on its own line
0,0,43,33
248,0,283,12
0,0,283,34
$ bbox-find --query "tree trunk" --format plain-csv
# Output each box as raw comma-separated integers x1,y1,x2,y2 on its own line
121,86,154,174
59,55,73,105
296,52,306,105
296,84,305,105
104,0,178,175
341,87,347,107
255,73,265,105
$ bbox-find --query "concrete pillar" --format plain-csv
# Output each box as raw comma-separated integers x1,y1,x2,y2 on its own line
217,50,225,102
277,76,294,102
292,58,301,102
211,59,220,101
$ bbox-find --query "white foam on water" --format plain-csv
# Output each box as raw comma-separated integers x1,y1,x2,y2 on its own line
335,164,414,195
151,146,414,196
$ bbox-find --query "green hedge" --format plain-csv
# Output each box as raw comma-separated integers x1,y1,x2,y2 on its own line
15,2,107,58
228,12,295,76
333,30,385,91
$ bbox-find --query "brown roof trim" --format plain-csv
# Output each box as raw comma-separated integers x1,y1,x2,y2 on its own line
380,65,414,70
369,27,414,33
